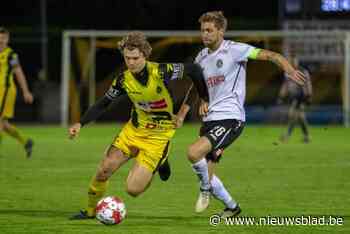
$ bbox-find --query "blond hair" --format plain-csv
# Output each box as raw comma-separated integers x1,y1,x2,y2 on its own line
198,11,227,31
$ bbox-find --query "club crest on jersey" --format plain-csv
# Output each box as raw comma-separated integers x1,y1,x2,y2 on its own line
216,59,223,68
156,86,162,94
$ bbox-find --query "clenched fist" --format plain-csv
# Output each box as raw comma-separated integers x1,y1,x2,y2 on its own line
68,123,82,139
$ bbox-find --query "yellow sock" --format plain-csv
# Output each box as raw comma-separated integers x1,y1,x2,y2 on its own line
5,124,28,145
86,177,108,217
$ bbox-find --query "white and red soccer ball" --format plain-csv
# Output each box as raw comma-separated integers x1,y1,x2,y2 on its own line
96,196,127,225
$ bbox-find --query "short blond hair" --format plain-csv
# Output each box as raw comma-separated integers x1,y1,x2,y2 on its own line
118,31,152,58
198,11,227,31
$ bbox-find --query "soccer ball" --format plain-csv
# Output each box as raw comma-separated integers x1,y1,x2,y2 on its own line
96,196,127,225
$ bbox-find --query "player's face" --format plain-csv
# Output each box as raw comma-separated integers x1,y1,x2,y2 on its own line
200,22,224,49
0,33,9,51
123,48,146,74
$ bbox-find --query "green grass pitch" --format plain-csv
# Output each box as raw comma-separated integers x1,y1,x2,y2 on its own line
0,124,349,234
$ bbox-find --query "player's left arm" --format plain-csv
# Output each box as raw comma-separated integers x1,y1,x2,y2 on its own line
12,54,34,104
183,63,209,103
175,79,209,128
250,49,306,86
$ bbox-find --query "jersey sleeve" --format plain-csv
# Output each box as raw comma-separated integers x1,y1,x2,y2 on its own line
248,48,261,60
230,42,256,62
159,63,185,83
194,53,201,64
105,73,127,100
9,52,20,68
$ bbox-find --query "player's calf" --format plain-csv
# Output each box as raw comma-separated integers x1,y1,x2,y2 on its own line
126,162,153,197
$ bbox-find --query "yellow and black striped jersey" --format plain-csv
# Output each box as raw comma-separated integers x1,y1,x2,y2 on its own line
0,47,19,88
106,61,184,130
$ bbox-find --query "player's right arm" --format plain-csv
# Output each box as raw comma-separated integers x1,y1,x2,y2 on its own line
68,74,126,139
174,84,194,128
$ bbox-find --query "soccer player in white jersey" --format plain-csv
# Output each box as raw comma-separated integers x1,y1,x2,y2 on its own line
176,11,306,218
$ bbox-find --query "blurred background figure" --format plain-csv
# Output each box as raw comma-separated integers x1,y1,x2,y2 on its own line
0,27,34,157
277,54,313,143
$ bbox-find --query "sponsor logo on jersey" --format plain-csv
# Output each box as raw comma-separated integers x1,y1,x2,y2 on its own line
137,98,168,110
149,99,167,109
206,75,225,88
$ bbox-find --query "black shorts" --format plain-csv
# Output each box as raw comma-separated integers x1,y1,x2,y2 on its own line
200,119,244,163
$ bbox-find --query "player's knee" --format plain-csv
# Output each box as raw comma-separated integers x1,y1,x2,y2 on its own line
2,121,10,130
187,144,200,162
126,185,143,197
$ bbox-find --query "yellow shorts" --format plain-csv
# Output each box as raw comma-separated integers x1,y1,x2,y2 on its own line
0,86,17,119
112,121,175,172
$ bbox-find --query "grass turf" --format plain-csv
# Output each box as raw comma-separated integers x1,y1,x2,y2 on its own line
0,124,349,233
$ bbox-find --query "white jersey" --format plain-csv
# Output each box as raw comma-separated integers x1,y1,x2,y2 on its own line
195,40,255,122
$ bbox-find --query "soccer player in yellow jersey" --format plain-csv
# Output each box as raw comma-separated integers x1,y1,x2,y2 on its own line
0,27,34,157
68,31,209,219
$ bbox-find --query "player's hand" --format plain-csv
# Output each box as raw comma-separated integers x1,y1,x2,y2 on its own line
68,123,81,139
23,91,34,104
173,116,184,129
199,99,209,117
286,70,306,86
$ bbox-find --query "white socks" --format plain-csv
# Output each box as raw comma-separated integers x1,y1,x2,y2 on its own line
192,158,211,191
192,159,238,209
211,175,237,209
